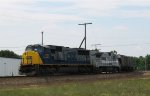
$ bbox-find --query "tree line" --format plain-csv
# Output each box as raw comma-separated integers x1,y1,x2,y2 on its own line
134,55,150,71
0,50,21,59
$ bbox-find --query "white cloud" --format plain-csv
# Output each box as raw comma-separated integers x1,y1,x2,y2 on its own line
118,10,150,18
1,0,150,21
0,0,36,7
122,0,150,6
135,46,143,51
113,25,129,32
71,0,150,18
0,10,80,22
74,0,119,11
0,0,81,23
73,0,150,9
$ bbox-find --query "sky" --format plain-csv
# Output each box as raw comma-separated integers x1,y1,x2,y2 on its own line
0,0,150,56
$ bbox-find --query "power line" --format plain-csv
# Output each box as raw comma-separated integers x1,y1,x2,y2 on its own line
0,43,150,49
100,43,150,47
0,46,26,48
0,47,21,48
91,44,101,49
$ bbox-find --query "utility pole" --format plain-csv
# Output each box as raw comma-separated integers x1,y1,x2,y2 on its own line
78,23,92,50
41,31,44,45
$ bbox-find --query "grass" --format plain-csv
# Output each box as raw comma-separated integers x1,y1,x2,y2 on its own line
0,77,150,96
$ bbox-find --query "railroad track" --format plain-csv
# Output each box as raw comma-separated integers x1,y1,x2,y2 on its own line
0,71,149,87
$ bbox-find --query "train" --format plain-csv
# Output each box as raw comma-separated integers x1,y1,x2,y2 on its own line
19,44,134,76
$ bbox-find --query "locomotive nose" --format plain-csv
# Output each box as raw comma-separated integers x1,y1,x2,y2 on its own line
21,51,43,65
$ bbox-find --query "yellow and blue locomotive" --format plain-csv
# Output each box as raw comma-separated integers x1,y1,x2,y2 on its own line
19,44,93,75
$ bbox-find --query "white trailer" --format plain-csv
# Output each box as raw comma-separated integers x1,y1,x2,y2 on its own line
0,57,21,76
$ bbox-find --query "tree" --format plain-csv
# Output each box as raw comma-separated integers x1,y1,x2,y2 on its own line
145,55,150,70
133,57,139,70
134,56,145,70
0,50,21,59
134,55,150,71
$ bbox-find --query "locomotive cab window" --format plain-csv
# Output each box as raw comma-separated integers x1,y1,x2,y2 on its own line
25,45,33,51
26,45,43,53
34,45,43,53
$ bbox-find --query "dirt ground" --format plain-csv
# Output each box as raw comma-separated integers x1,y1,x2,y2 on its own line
0,71,150,89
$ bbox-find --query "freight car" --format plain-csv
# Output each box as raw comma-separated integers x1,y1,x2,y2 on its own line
118,55,134,71
19,44,134,76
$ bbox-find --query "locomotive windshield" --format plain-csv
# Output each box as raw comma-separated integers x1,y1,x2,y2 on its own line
25,45,43,53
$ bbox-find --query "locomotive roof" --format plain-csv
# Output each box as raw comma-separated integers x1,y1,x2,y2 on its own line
27,44,92,51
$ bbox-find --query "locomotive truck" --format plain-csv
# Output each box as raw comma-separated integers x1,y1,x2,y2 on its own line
19,44,134,76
